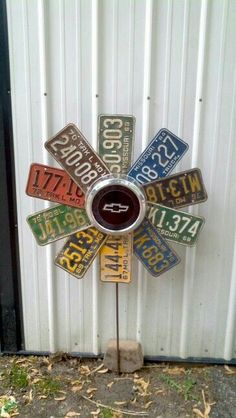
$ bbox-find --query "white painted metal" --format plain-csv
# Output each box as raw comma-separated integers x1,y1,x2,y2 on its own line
6,0,236,360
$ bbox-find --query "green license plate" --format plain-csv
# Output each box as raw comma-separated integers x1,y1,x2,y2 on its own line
147,203,205,245
98,115,135,174
27,205,90,245
55,227,107,279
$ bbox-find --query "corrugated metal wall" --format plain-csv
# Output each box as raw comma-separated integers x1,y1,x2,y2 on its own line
6,0,236,360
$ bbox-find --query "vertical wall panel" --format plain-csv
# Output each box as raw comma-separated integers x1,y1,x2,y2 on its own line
6,0,236,360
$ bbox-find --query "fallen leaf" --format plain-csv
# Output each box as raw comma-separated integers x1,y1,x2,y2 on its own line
193,408,205,418
38,395,47,399
97,368,108,374
155,389,164,395
54,396,66,401
15,358,27,365
31,368,40,374
90,409,100,416
79,365,90,375
145,401,153,409
71,379,82,385
163,366,186,375
88,363,104,375
42,356,50,365
86,388,98,394
193,390,215,418
224,365,236,375
71,385,83,393
134,378,150,396
1,412,10,418
32,378,41,384
47,363,53,372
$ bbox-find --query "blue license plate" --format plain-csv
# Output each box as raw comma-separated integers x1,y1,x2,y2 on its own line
128,129,188,184
133,218,180,277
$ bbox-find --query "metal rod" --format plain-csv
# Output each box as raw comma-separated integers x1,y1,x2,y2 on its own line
116,283,121,374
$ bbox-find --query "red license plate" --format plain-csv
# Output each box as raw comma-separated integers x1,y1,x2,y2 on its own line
26,163,85,208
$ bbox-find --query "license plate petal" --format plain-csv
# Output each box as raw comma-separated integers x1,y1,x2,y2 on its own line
144,168,208,208
100,234,133,283
55,227,107,279
133,218,180,277
147,203,205,245
128,129,189,184
26,163,85,208
27,204,91,245
98,115,135,283
98,115,135,174
45,123,110,193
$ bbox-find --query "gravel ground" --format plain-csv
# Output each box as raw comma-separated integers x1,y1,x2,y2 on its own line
0,355,236,417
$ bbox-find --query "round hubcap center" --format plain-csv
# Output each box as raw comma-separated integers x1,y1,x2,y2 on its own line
86,175,146,235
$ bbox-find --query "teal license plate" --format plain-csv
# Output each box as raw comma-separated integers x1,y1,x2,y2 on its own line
133,218,180,277
27,205,90,245
147,203,205,245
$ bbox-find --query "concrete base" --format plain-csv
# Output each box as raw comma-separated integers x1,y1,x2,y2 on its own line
104,339,143,373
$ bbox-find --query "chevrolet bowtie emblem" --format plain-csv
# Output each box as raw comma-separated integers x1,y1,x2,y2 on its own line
103,203,129,213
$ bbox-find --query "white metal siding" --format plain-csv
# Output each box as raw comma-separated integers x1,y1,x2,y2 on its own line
6,0,236,359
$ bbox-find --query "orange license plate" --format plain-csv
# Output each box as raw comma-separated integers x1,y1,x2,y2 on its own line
26,163,85,208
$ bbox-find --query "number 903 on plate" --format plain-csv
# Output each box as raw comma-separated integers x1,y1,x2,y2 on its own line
133,218,180,277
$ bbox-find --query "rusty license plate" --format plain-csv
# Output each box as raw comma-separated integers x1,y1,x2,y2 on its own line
128,129,188,184
98,115,135,174
100,234,133,283
26,163,85,208
147,203,205,245
144,168,208,209
45,124,110,193
27,204,90,245
133,218,180,277
55,227,107,279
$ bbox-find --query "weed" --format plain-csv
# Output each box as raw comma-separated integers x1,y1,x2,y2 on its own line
4,364,29,389
34,376,61,396
100,408,114,418
161,374,198,401
0,396,18,416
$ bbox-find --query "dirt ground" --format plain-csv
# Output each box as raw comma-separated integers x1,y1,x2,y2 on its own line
0,355,236,418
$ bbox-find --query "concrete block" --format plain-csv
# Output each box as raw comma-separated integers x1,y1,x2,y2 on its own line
104,339,143,373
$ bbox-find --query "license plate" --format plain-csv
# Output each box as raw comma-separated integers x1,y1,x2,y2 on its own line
143,168,208,208
26,163,85,208
45,124,110,193
133,218,180,277
98,115,135,174
27,205,91,245
98,115,134,283
147,203,205,245
100,234,132,283
128,129,188,184
55,227,107,279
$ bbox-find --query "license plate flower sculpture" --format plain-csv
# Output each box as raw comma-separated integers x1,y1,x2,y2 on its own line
26,116,207,283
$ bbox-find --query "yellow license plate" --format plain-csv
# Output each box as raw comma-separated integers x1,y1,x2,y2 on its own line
55,227,107,279
100,234,133,283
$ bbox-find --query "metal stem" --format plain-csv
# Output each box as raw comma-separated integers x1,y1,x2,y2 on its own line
116,283,121,374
